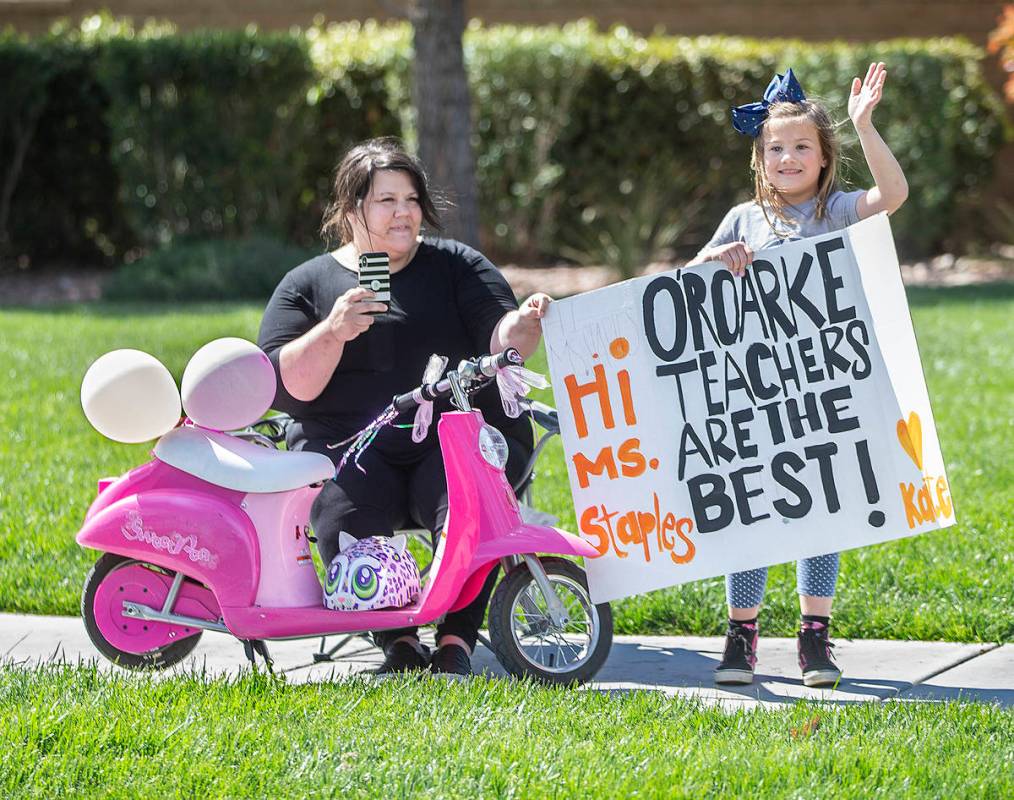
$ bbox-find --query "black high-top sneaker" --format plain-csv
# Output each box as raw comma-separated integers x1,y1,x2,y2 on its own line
374,639,430,677
429,643,472,679
714,621,758,685
797,621,842,687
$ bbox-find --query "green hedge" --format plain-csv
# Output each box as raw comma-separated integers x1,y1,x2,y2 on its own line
0,17,1007,272
465,26,1009,263
0,32,131,265
97,30,314,248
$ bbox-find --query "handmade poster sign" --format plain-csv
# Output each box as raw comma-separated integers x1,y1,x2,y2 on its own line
542,213,955,604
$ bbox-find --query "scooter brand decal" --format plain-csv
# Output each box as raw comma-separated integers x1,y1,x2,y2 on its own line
295,525,313,564
121,510,219,569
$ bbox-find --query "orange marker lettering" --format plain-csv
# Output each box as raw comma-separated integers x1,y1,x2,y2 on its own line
564,365,614,439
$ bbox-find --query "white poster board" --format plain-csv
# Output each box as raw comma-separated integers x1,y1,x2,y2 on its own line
542,214,956,604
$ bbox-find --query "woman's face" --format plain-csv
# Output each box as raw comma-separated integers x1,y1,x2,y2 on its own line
348,169,423,261
761,116,827,205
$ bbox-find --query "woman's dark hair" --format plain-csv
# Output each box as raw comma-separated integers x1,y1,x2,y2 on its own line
320,137,443,247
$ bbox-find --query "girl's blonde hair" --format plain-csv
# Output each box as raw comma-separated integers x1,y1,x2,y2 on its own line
750,100,840,235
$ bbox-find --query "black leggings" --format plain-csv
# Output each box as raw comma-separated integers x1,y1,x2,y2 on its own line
302,434,532,652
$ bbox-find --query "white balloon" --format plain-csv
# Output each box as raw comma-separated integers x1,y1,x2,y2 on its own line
81,350,181,443
181,338,276,431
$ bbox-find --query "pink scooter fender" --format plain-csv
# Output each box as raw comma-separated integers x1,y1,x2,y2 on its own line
77,488,260,608
475,524,599,564
84,458,244,522
450,525,598,613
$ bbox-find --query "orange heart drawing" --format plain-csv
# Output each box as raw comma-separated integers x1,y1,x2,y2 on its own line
896,412,924,471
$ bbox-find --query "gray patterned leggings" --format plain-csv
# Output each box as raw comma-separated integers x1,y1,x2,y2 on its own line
726,553,840,609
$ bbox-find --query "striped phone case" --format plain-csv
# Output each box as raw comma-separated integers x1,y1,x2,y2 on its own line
358,251,391,305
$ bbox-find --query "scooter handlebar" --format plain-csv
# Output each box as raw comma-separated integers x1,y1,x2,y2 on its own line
391,381,448,414
477,347,523,377
391,348,522,413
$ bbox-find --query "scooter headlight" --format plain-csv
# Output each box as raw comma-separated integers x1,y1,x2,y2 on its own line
478,424,509,470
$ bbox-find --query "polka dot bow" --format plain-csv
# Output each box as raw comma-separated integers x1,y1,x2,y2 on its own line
731,68,807,137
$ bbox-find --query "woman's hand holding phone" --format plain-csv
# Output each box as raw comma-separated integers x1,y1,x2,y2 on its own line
328,287,387,344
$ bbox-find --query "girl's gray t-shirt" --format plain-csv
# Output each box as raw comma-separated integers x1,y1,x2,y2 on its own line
699,189,866,253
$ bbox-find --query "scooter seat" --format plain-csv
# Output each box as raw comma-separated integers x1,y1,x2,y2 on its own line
153,425,334,494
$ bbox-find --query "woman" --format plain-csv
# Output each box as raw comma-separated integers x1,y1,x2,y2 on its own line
257,138,551,677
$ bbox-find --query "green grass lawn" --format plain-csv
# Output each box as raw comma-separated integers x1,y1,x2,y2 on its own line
0,285,1011,641
1,664,1011,799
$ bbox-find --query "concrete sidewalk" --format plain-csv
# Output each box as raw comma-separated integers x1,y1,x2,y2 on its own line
2,613,1010,710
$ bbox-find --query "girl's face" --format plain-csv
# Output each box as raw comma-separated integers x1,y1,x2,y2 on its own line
761,116,827,205
348,169,423,262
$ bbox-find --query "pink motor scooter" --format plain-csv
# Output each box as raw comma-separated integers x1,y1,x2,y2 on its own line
77,347,613,684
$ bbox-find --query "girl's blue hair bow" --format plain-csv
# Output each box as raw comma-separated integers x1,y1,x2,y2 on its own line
731,68,807,137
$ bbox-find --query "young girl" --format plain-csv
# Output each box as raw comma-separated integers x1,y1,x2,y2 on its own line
687,63,909,687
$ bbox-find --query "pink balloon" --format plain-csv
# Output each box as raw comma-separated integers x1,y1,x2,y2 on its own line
181,338,276,431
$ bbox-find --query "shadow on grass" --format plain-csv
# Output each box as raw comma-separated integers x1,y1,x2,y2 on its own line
906,281,1014,307
472,640,1014,707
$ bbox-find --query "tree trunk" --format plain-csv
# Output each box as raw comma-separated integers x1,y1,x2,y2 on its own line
410,0,480,247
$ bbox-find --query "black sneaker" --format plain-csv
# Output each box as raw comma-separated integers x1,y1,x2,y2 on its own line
374,640,430,676
714,623,758,685
429,644,472,679
797,622,842,687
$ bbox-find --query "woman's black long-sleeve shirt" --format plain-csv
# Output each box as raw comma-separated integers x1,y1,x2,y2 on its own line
257,237,531,461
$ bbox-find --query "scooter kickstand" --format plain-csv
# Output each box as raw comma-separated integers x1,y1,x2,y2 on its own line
313,634,355,663
242,639,275,673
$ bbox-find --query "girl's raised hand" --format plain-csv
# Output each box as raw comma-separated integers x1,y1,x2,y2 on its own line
848,62,887,131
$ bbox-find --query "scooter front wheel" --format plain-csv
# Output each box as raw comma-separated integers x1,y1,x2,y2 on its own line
82,553,204,670
488,557,612,685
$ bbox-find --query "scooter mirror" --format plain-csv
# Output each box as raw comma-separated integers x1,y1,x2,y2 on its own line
81,349,182,443
181,337,276,431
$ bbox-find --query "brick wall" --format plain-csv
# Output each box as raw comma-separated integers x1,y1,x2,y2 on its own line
1,1,1007,45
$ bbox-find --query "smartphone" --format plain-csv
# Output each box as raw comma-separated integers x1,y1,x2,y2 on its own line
358,251,390,313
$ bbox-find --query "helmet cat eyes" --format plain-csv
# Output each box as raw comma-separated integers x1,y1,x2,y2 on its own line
323,533,421,611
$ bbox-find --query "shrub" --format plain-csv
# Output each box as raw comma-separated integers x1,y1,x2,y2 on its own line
300,22,1010,260
94,24,316,248
0,31,133,269
2,18,1008,271
102,235,316,302
466,26,1007,260
294,21,408,245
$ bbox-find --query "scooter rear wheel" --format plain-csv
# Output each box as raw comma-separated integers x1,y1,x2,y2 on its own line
81,553,203,670
488,557,612,685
